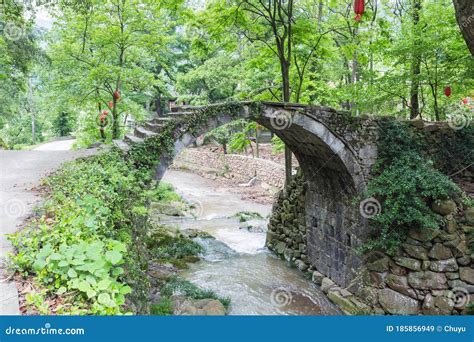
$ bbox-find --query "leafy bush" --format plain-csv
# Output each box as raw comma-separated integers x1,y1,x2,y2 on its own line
364,120,460,252
9,149,152,314
52,111,75,137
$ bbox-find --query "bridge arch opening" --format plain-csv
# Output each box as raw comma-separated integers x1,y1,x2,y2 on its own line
143,102,371,287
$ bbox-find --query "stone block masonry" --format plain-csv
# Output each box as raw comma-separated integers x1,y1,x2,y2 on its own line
267,171,474,315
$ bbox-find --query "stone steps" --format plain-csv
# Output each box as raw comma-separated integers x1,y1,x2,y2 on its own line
151,117,174,125
164,111,194,119
113,139,130,151
145,122,165,132
115,114,187,151
124,134,144,145
134,126,157,139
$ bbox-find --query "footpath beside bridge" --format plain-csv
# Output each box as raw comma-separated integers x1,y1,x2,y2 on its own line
115,101,473,315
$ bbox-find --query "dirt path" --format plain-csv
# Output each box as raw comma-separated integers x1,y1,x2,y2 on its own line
0,139,96,314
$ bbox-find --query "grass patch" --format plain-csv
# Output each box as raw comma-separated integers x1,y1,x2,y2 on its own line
149,182,181,202
161,276,231,309
145,227,203,260
150,297,174,316
232,211,263,222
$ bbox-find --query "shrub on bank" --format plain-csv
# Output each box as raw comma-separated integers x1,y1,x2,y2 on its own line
9,150,152,314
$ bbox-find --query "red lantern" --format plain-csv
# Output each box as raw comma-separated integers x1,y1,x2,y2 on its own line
462,98,468,104
113,90,121,101
102,110,109,116
99,114,106,122
108,101,113,109
444,86,451,97
354,0,365,22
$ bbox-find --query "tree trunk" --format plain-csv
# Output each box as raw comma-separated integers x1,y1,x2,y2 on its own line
453,0,474,55
28,77,35,144
255,126,260,158
112,95,119,139
155,91,162,116
410,0,421,119
282,62,293,186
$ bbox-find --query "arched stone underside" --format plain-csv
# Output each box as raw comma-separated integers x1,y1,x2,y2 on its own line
153,102,379,287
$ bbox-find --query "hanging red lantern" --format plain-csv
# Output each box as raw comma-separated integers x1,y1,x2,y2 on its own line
99,114,106,122
354,0,365,22
102,110,109,116
113,90,121,101
108,101,113,109
444,86,451,97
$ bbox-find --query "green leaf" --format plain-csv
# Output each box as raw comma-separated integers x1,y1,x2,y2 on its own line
67,268,78,278
97,279,111,290
48,253,62,261
58,260,69,267
77,280,91,292
97,293,111,306
86,288,97,299
105,250,122,265
119,285,132,295
57,286,67,295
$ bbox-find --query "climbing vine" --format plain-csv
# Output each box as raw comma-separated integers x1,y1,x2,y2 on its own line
363,119,462,252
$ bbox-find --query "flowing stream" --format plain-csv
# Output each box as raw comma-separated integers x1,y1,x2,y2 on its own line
158,170,340,315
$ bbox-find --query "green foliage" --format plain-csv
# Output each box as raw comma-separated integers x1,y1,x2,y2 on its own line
271,135,285,153
52,111,74,137
145,228,203,261
148,182,181,203
9,150,152,314
364,121,460,252
161,276,230,309
232,211,264,223
150,297,174,316
129,102,250,168
32,240,131,314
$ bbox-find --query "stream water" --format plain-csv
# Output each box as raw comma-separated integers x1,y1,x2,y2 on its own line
159,170,339,315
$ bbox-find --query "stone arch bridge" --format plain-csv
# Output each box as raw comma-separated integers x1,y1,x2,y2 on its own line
115,101,381,288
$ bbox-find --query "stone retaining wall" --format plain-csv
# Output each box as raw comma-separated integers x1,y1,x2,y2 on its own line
172,148,285,188
266,171,474,315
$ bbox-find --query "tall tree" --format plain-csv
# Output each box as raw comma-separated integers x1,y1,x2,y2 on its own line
453,0,474,55
236,0,294,185
410,0,422,119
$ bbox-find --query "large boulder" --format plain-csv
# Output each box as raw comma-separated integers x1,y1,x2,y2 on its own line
408,228,439,242
431,200,457,216
311,271,324,285
429,258,458,272
327,289,359,315
367,257,389,272
378,288,419,315
321,277,336,294
393,257,421,271
428,243,453,260
151,201,186,216
403,244,428,260
464,207,474,223
173,297,226,316
385,274,417,299
422,293,453,315
459,267,474,285
407,271,448,290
